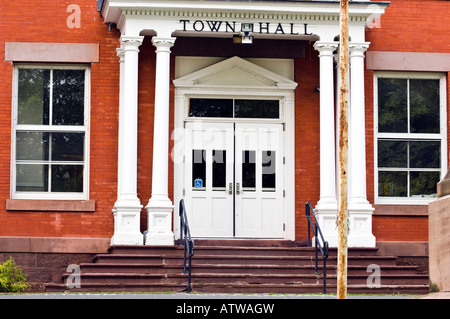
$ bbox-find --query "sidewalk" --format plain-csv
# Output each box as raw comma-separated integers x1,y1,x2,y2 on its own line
0,292,420,299
420,292,450,299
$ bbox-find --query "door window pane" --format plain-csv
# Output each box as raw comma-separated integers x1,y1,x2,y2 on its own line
242,150,256,189
262,150,276,190
188,98,280,119
212,150,226,188
192,149,206,188
378,78,407,133
17,69,50,125
189,98,233,118
234,100,279,118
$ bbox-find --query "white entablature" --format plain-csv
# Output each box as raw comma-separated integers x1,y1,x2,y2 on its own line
101,0,388,41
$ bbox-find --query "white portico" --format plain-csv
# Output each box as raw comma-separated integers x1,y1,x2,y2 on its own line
100,0,387,247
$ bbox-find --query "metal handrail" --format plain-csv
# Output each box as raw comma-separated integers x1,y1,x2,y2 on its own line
179,199,194,293
305,201,329,294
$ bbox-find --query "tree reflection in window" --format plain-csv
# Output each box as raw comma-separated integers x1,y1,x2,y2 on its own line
15,67,87,195
377,76,442,199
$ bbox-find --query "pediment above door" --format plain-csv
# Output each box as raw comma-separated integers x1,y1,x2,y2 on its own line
173,56,298,90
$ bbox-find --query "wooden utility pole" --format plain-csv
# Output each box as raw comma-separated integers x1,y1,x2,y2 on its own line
337,0,350,300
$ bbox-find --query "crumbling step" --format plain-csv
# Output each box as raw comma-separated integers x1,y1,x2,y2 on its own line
107,245,184,255
44,282,189,293
188,283,429,295
191,254,399,267
192,245,379,257
76,263,184,274
44,243,429,295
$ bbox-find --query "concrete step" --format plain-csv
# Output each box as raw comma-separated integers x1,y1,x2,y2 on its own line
45,242,429,295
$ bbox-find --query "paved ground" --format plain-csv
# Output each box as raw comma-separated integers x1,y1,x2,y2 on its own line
420,292,450,299
1,291,449,299
0,292,426,299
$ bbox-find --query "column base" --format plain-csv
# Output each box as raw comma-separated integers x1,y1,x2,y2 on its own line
348,201,376,248
145,196,175,246
314,199,339,248
111,199,143,245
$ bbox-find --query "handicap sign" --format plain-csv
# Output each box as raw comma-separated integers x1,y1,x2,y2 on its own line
194,178,203,188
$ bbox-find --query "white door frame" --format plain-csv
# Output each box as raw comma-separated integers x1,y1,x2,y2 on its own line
173,57,297,240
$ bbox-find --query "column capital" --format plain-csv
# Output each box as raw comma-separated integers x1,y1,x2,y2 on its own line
349,42,370,56
120,36,144,51
116,47,125,62
313,41,339,56
152,37,176,52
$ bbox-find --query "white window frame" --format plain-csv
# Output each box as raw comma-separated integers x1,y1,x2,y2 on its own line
374,71,447,205
11,64,90,200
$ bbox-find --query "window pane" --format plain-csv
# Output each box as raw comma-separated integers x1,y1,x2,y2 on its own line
18,69,50,125
51,165,83,192
192,150,206,188
16,132,49,161
52,69,85,125
378,78,407,133
262,150,276,190
378,140,407,168
16,164,48,192
410,171,439,197
212,150,226,188
378,171,407,197
242,150,256,189
51,133,84,161
234,100,279,118
410,79,440,133
409,141,440,169
189,98,233,118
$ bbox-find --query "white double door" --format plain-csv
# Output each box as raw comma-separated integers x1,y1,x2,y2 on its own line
184,121,284,238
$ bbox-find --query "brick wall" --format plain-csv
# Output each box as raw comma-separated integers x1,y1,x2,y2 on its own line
365,0,450,242
0,1,122,239
0,0,447,244
293,48,321,240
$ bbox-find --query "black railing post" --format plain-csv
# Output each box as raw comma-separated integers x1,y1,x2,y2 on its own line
315,225,318,274
305,201,329,294
179,199,194,293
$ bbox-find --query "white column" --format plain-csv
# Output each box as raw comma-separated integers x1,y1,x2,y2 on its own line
111,36,144,245
145,37,176,245
313,42,339,247
348,42,376,247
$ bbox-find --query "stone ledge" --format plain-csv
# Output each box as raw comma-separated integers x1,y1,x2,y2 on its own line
0,236,110,253
6,199,95,212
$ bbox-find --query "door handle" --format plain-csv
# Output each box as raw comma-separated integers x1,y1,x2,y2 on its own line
228,183,233,195
236,182,240,195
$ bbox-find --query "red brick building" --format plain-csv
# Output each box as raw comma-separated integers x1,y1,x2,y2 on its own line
0,0,448,289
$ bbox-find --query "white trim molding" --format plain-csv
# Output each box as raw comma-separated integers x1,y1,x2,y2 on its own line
173,56,297,241
374,71,448,206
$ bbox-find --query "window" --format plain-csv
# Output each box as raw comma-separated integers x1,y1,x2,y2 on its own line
375,72,446,204
12,65,90,200
188,98,280,119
